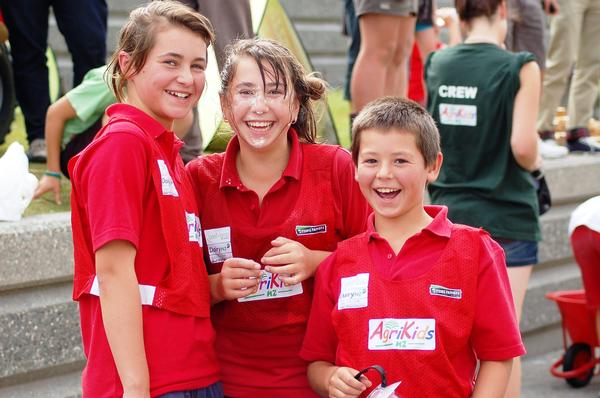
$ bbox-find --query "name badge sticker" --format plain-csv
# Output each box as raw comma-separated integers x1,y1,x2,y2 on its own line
185,212,202,247
204,227,233,263
368,318,436,351
338,273,369,310
438,103,477,126
157,159,179,197
238,270,303,302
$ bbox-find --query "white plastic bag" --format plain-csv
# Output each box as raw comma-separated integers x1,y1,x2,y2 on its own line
0,142,38,221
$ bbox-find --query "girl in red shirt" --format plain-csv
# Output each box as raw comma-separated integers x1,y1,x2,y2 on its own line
187,38,370,397
69,3,221,397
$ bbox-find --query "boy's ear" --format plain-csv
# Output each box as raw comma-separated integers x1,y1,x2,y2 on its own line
426,152,443,183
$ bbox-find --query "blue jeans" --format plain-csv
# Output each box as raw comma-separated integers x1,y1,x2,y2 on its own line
157,382,224,398
496,238,538,267
2,0,107,142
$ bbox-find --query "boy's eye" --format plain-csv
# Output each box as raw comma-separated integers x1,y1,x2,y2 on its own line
394,158,408,165
239,89,255,96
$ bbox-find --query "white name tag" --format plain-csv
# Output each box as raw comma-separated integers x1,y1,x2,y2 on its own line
439,103,477,126
238,270,303,302
338,273,369,310
185,212,202,247
368,318,436,351
157,159,179,197
204,226,232,263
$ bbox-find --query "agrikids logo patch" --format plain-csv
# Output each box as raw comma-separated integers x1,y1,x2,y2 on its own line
238,270,303,302
295,224,327,236
368,318,435,351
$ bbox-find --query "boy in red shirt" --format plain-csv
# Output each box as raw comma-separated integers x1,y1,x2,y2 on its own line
301,97,525,397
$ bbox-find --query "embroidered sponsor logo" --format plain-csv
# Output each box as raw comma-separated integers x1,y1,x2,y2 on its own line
185,212,202,247
429,284,462,299
238,271,303,302
338,273,369,310
295,224,327,236
368,318,436,351
204,227,232,263
439,103,477,126
157,159,179,197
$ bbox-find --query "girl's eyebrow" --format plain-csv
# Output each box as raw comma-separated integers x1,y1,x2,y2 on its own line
157,52,206,63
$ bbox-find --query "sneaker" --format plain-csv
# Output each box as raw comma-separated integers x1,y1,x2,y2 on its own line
27,138,47,163
539,138,568,159
567,137,600,153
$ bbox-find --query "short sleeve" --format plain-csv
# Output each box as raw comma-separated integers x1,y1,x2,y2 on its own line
331,147,370,238
470,233,526,360
301,252,340,363
66,66,116,125
78,131,149,252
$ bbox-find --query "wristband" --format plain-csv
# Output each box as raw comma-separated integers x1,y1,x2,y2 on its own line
44,170,62,180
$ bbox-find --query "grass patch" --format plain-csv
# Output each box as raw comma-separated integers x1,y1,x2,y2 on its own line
327,88,351,148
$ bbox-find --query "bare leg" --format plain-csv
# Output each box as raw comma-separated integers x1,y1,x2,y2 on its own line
351,13,416,113
504,265,533,398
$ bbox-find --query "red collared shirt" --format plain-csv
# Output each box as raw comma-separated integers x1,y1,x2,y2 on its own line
73,103,219,397
301,205,523,364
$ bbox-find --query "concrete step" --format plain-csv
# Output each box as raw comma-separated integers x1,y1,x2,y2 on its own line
0,282,83,389
0,212,72,292
0,370,81,398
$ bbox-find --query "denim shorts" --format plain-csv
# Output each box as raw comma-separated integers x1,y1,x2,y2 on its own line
157,382,223,398
495,238,538,267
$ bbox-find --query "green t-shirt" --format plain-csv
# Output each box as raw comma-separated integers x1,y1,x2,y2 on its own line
62,65,116,146
425,43,540,241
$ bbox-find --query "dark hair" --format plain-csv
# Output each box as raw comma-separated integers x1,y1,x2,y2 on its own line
106,0,215,102
455,0,503,23
219,37,327,144
351,97,440,167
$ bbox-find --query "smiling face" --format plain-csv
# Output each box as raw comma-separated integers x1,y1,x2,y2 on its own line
223,56,300,152
356,128,442,223
121,25,207,129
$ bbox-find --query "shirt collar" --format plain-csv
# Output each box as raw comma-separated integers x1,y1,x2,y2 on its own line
219,128,303,189
366,205,452,241
106,103,182,153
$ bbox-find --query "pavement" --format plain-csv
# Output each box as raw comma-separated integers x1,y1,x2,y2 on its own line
523,349,600,397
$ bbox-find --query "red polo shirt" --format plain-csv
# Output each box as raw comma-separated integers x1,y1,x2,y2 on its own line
301,205,524,365
72,104,219,398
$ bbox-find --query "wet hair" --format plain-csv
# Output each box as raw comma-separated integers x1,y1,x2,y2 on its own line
455,0,503,23
219,37,327,144
106,0,215,102
351,97,440,167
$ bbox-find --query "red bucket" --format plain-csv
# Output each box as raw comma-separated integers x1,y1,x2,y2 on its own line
546,290,598,347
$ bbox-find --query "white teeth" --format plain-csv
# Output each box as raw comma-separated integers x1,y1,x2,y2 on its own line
166,90,189,99
247,121,273,129
376,188,399,194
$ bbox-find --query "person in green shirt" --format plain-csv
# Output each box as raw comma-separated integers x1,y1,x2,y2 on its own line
425,1,541,396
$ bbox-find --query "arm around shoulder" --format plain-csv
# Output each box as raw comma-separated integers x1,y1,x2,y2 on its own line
510,61,541,172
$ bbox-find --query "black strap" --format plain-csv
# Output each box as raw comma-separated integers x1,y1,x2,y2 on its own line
354,365,388,387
